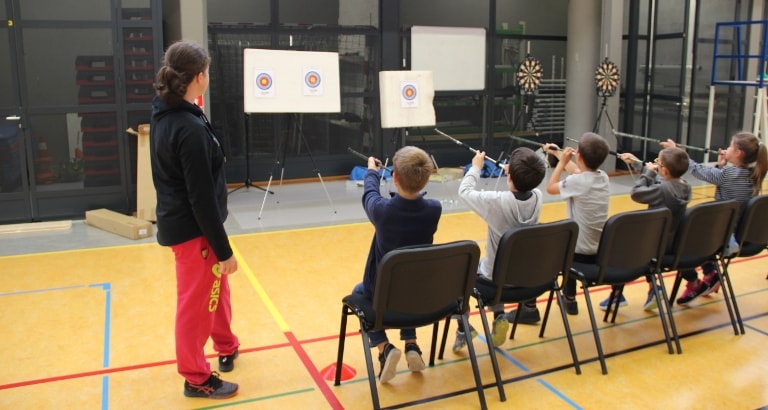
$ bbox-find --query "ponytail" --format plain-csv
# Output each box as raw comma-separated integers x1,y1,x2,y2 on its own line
732,132,768,195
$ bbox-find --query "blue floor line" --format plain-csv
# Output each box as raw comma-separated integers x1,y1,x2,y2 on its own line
538,378,582,409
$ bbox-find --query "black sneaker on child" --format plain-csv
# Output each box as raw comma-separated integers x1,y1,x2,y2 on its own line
504,304,541,324
377,343,402,384
564,297,579,315
184,372,239,399
404,343,425,372
218,349,239,372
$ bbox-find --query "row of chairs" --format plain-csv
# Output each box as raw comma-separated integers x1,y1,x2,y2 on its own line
333,195,768,409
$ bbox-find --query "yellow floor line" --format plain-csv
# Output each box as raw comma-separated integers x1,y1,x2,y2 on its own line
231,242,290,332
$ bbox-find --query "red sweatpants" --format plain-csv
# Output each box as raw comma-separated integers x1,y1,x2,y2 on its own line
171,236,239,384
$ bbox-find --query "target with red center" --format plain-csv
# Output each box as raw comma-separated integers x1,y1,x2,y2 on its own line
256,73,273,90
304,70,321,88
402,84,417,100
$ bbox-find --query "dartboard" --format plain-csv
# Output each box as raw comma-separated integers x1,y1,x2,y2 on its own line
595,58,620,97
517,55,543,94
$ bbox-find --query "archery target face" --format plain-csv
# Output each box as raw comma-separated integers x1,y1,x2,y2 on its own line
253,70,275,98
303,68,324,95
400,81,420,107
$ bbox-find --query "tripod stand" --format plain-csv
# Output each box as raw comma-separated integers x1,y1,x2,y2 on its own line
257,113,336,219
592,94,616,133
229,113,274,195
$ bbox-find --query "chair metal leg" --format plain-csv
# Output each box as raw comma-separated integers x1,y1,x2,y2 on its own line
581,282,608,374
720,258,746,334
437,316,451,360
476,299,505,402
428,321,439,366
509,302,521,340
647,278,674,355
668,271,684,303
460,313,490,408
555,289,581,374
655,273,682,354
359,329,381,410
714,261,742,335
538,290,555,337
334,305,350,385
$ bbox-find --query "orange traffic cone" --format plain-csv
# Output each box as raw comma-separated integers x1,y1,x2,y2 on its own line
35,135,57,184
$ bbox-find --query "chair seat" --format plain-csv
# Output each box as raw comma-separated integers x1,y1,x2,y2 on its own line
342,293,457,330
660,254,710,270
572,261,651,285
474,280,553,304
736,242,767,258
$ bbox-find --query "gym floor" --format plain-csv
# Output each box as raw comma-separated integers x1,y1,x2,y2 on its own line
1,171,767,409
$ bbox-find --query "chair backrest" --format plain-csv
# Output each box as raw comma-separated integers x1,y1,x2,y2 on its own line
665,200,739,269
491,219,578,290
734,195,768,247
592,207,671,283
372,240,480,330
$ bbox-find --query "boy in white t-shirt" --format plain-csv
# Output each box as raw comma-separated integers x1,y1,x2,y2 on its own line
506,132,610,323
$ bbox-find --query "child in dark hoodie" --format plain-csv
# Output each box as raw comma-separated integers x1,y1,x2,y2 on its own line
600,146,691,311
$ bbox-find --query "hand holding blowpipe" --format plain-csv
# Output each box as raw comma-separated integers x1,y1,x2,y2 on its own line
658,137,725,159
434,128,502,167
347,146,382,167
612,130,721,155
564,137,642,163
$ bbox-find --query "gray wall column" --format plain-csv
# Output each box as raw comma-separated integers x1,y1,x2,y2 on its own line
564,0,604,165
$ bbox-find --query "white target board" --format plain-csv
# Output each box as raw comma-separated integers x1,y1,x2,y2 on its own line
411,26,486,91
379,70,435,129
243,48,341,113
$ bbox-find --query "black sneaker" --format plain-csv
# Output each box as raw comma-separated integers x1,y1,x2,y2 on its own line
377,343,401,384
404,343,425,372
218,349,239,373
184,372,238,399
564,297,578,315
504,304,541,324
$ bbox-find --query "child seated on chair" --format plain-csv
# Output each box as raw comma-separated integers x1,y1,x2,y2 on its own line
351,146,442,384
599,147,691,312
660,131,768,305
452,147,546,352
507,132,610,322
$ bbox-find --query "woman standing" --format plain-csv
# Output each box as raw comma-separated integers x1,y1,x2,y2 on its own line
151,40,240,399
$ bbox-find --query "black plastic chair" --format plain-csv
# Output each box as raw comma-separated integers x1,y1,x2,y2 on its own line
718,195,768,333
569,207,674,375
437,219,581,401
661,200,740,335
334,240,487,410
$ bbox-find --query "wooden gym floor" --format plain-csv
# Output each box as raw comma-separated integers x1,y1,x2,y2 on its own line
0,181,767,409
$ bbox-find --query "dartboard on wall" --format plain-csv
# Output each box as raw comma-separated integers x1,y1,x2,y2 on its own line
595,58,620,97
517,55,543,94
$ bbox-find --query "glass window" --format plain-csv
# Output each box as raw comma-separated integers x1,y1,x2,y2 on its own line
124,28,156,105
0,119,23,193
207,0,270,24
0,29,15,107
279,0,339,25
402,1,489,28
20,0,111,21
122,0,152,21
29,112,120,191
23,28,114,107
496,0,567,36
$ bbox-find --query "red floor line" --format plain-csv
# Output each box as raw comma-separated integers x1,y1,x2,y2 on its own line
284,331,344,410
0,342,293,391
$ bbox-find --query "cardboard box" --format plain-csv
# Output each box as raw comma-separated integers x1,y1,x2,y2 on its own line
134,123,156,222
85,208,153,240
